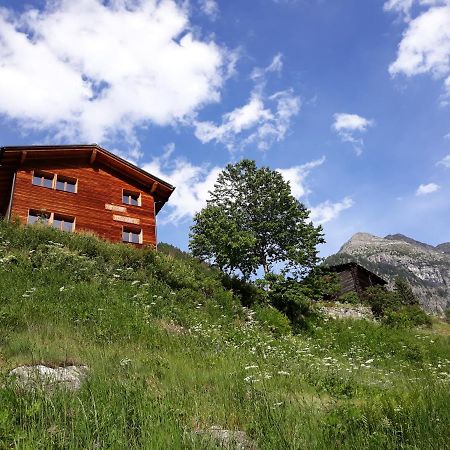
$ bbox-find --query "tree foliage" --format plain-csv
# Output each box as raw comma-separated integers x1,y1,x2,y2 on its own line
189,159,324,280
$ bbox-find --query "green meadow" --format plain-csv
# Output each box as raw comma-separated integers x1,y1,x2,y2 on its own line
0,221,449,449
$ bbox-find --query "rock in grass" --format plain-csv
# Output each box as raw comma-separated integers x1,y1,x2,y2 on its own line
9,365,88,391
192,426,258,450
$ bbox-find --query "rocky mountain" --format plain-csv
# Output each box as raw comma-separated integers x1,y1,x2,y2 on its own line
325,232,450,315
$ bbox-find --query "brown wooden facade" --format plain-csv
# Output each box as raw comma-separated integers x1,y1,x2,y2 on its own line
329,262,387,298
0,145,175,246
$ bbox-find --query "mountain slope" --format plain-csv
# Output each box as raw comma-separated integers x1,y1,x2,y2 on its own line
326,233,450,314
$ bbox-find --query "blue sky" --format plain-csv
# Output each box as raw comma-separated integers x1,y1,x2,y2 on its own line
1,0,449,255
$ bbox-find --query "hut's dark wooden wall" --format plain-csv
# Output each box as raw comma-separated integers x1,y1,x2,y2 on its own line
10,163,157,246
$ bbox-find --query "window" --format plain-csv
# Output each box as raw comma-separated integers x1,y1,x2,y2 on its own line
52,215,75,232
28,210,75,232
56,175,77,193
32,171,77,193
32,171,54,189
122,190,141,207
28,210,50,225
122,227,142,244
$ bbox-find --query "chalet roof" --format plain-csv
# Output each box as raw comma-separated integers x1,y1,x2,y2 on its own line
328,262,388,285
0,144,175,214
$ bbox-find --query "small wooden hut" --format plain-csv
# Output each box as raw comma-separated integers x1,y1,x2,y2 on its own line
328,262,387,298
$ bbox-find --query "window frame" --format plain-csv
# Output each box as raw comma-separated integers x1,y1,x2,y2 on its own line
32,171,78,194
52,214,76,232
32,171,55,189
27,209,51,225
55,175,78,194
122,189,142,207
122,226,143,244
27,209,75,232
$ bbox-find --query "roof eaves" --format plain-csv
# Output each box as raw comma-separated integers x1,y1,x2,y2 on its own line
0,144,175,192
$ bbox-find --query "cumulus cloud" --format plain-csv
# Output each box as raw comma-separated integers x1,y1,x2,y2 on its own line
416,182,441,195
332,113,374,154
277,156,326,198
387,1,450,100
194,89,300,152
142,146,222,223
194,52,299,153
0,0,230,159
310,197,354,226
437,154,450,167
198,0,219,20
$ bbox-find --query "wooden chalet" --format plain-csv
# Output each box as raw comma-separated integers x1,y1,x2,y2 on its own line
328,262,387,298
0,145,175,246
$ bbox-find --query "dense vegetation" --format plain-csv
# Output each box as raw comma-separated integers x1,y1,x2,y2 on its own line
0,221,449,449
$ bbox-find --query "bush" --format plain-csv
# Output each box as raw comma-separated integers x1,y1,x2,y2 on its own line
261,274,318,331
364,286,396,318
364,284,431,328
382,306,432,328
338,291,360,305
253,306,291,336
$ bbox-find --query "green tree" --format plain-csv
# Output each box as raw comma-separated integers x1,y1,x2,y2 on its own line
189,159,324,280
394,277,419,306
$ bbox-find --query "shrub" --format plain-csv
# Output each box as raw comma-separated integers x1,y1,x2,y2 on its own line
253,306,291,336
382,306,432,328
364,286,396,318
338,291,360,305
300,267,342,301
261,274,318,331
394,277,419,306
364,284,431,328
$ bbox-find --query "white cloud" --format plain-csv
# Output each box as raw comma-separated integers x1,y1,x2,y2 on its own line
387,1,450,99
250,53,283,81
277,156,325,198
437,154,450,167
198,0,219,20
416,182,441,195
194,89,300,152
194,51,299,153
384,0,415,19
332,113,374,154
142,148,222,223
0,0,230,159
384,0,447,19
310,197,354,225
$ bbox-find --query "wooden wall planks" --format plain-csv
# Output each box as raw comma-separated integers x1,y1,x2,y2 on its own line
11,163,156,246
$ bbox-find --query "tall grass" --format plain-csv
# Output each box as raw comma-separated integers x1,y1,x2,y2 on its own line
0,220,449,449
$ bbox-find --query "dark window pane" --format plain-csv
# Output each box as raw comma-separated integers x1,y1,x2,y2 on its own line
122,195,129,204
130,197,139,206
56,180,65,191
131,232,140,244
32,176,42,186
52,219,62,230
66,182,76,193
43,177,53,188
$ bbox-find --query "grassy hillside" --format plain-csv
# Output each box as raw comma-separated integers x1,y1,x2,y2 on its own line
0,221,449,449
